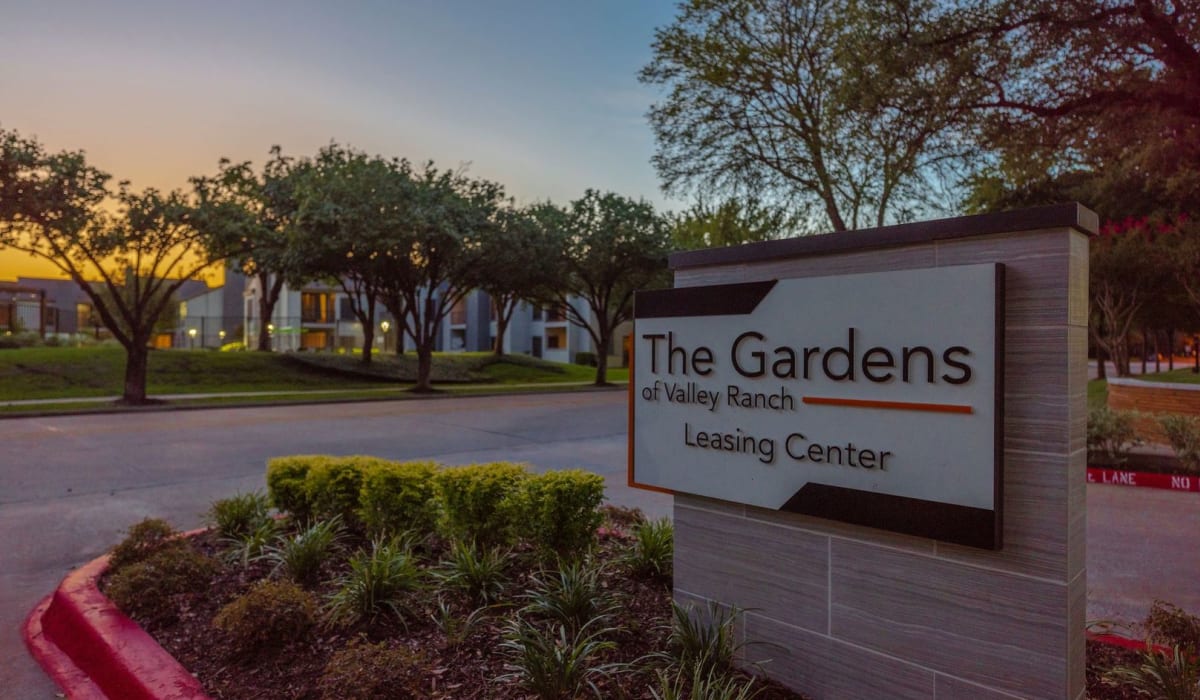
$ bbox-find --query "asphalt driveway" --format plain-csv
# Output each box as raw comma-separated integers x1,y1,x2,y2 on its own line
2,391,1196,698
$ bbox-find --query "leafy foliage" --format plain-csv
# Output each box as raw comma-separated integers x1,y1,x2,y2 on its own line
507,469,605,558
1147,600,1200,655
107,517,182,572
1086,406,1140,465
304,455,392,526
317,639,428,700
266,455,322,521
651,664,765,700
105,546,218,624
1158,415,1200,475
435,462,529,546
666,601,748,678
213,579,317,657
1104,645,1200,700
431,596,493,648
357,460,439,537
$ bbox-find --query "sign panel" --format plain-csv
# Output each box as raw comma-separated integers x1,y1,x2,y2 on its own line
630,263,1004,549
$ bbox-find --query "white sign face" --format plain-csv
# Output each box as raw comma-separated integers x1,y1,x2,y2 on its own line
630,263,1004,549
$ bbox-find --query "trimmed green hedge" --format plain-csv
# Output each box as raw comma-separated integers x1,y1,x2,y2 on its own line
266,456,605,554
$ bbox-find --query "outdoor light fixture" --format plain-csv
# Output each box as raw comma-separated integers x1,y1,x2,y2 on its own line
267,324,274,334
188,328,197,338
380,320,390,333
219,330,226,340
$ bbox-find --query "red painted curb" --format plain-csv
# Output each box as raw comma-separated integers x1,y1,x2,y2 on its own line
21,551,212,700
1087,466,1200,493
1087,631,1175,657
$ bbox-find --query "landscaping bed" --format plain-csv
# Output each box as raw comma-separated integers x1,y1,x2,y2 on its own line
87,455,1200,700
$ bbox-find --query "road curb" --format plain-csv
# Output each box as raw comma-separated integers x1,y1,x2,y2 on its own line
22,550,211,700
0,382,626,420
1087,466,1200,493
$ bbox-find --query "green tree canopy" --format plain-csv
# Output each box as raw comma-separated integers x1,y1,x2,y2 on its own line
668,196,797,250
0,127,236,403
533,190,671,385
641,0,979,232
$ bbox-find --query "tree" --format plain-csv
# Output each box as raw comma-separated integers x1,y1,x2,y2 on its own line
375,162,505,391
938,0,1200,214
669,196,797,250
1090,219,1170,377
289,144,392,365
640,0,977,232
533,190,671,385
0,128,233,403
472,205,559,356
192,148,306,352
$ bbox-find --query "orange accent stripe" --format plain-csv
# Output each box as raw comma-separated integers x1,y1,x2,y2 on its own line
802,396,973,414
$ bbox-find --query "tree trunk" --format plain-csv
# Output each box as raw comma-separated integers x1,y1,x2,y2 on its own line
493,317,507,356
1155,330,1161,373
1169,328,1175,370
1141,328,1148,374
122,343,150,404
361,325,375,366
1097,346,1107,380
256,295,273,351
414,344,434,392
594,330,610,385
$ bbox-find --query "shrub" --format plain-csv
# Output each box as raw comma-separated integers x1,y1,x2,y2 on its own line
434,540,512,605
358,460,439,537
220,341,246,352
498,615,618,700
206,491,272,539
317,639,427,700
506,469,605,557
1104,645,1200,700
263,517,345,585
651,665,764,700
326,536,423,626
221,518,279,568
667,601,748,678
1159,415,1200,474
1147,600,1200,653
266,455,324,520
1087,406,1139,464
213,579,317,657
521,558,617,635
625,517,674,581
574,351,597,367
306,456,393,526
105,546,217,624
107,518,182,572
435,462,529,546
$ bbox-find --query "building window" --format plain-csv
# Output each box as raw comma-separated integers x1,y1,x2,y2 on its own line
532,305,543,321
301,293,330,323
76,303,95,330
338,297,355,320
546,306,565,322
546,327,566,350
450,328,467,350
450,300,467,325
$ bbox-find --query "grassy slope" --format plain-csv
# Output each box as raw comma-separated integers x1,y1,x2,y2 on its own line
0,347,626,401
1128,368,1200,384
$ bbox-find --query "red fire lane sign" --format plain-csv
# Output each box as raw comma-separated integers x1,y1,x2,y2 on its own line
1086,467,1200,493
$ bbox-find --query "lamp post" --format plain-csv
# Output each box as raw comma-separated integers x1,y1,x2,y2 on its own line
187,327,197,350
219,329,226,343
380,320,390,353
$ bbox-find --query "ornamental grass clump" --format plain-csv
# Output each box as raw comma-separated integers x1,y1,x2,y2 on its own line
650,664,764,700
497,615,618,700
262,517,345,586
624,517,674,581
206,491,272,539
213,579,317,657
521,558,618,635
433,539,513,605
326,536,423,627
666,601,748,678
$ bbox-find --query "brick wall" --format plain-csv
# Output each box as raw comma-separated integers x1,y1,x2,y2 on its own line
1107,378,1200,443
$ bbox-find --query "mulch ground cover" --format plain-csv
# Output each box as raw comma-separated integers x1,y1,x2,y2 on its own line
100,522,806,699
98,521,1179,700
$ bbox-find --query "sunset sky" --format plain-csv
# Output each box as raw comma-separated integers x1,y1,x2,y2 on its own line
0,0,678,281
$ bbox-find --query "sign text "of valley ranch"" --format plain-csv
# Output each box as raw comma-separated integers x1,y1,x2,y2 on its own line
629,264,1005,549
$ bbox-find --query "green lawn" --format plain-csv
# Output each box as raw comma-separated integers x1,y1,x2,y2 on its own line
1128,367,1200,385
1088,378,1107,410
0,346,625,402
